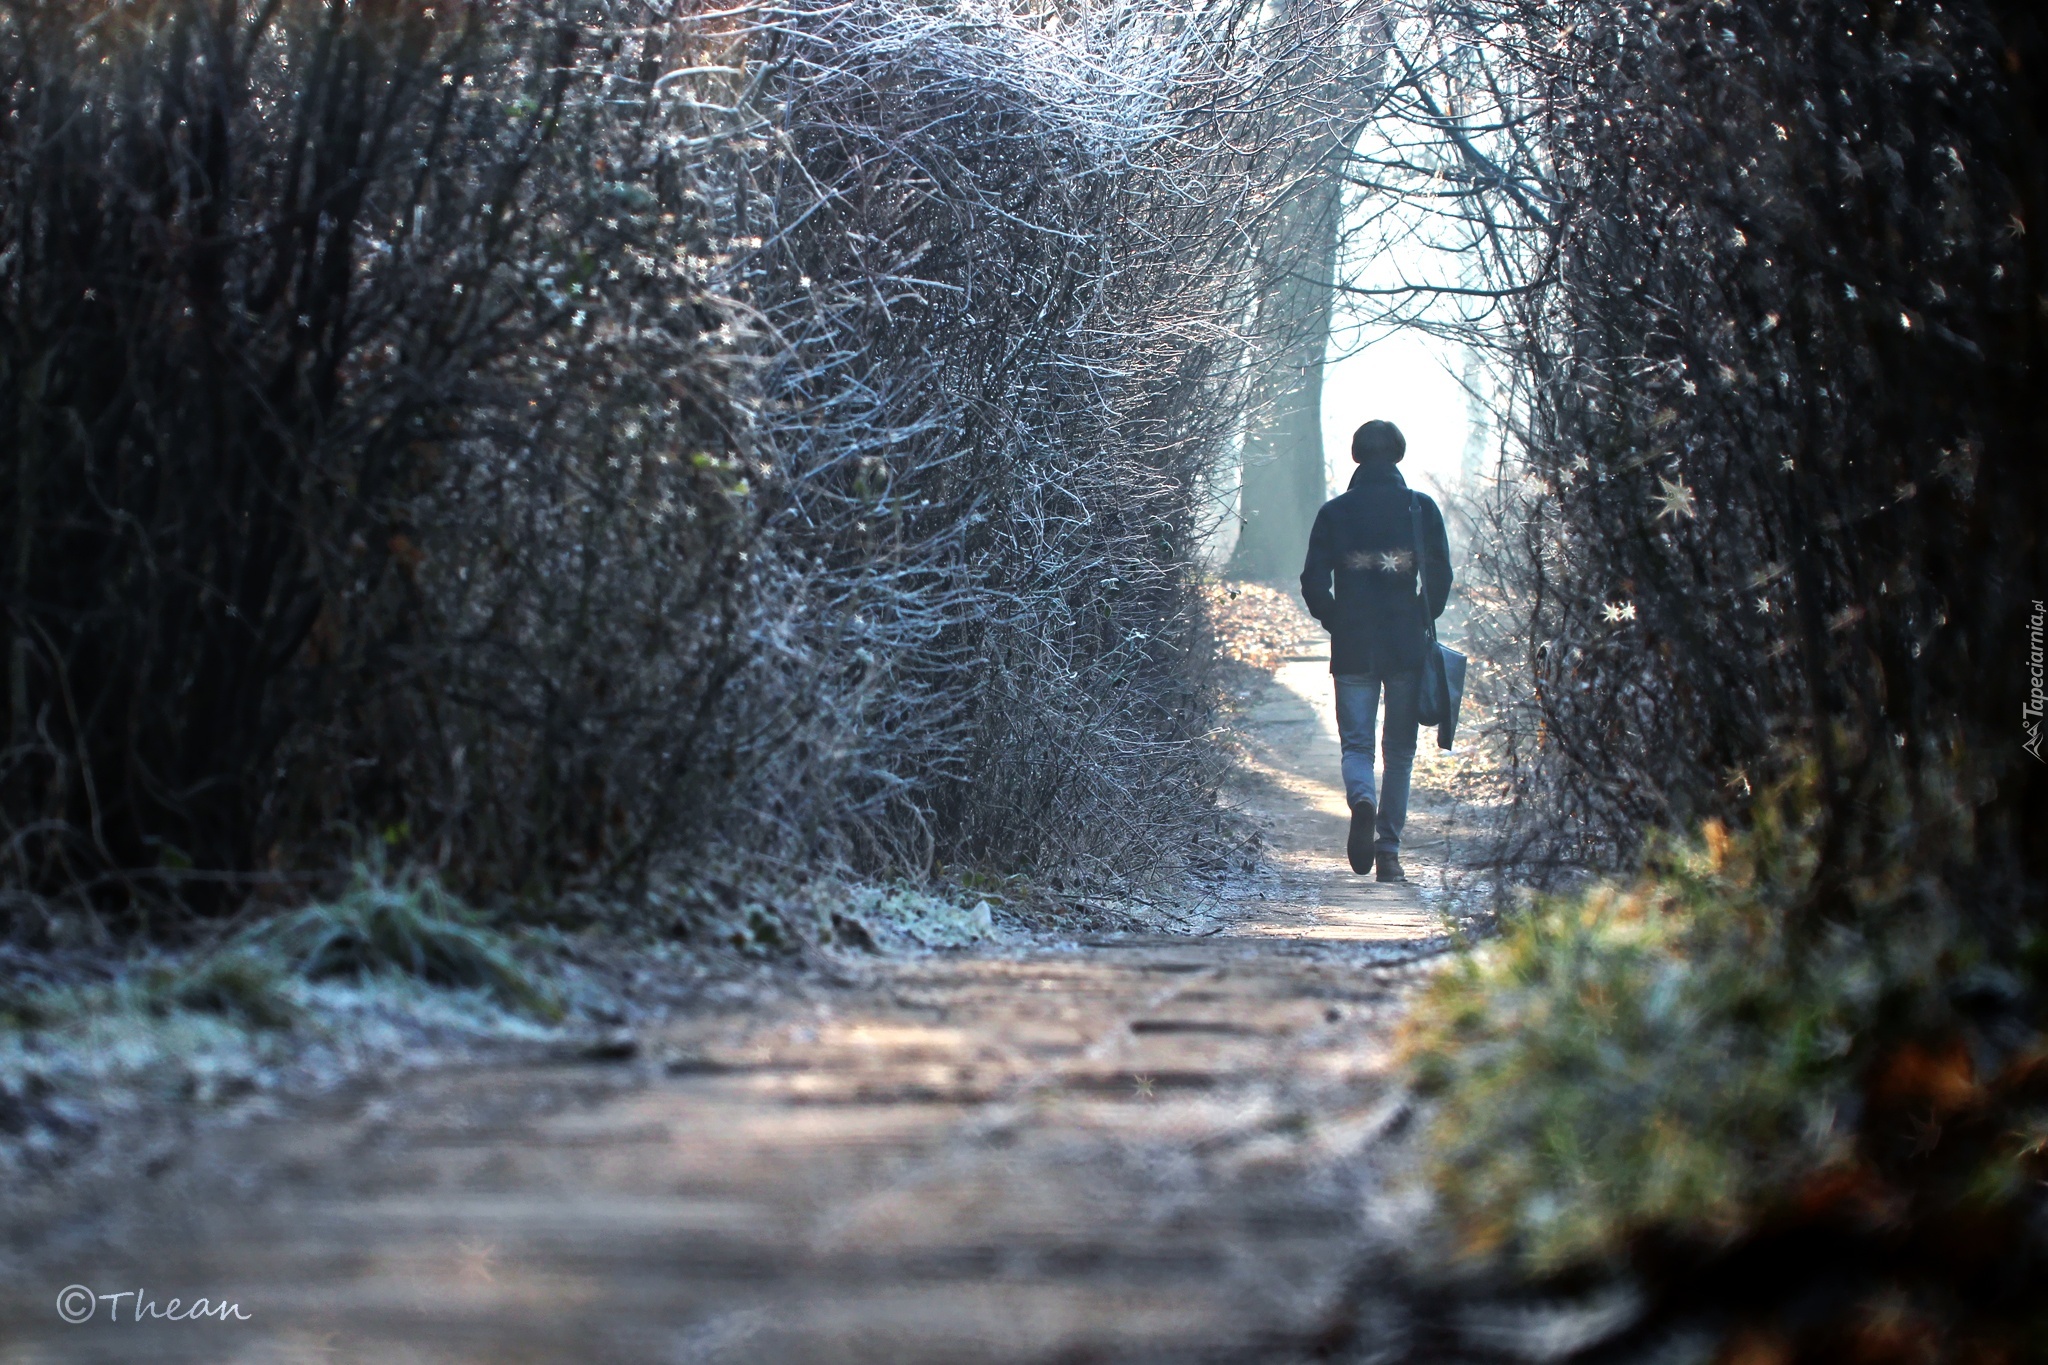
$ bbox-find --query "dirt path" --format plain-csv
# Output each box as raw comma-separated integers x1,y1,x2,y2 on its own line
2,663,1473,1365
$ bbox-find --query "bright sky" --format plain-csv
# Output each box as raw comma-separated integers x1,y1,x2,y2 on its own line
1319,324,1478,503
1321,109,1505,504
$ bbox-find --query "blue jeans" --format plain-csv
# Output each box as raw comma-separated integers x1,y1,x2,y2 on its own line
1333,671,1420,856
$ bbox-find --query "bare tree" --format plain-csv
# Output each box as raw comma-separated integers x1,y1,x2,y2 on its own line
1227,0,1387,581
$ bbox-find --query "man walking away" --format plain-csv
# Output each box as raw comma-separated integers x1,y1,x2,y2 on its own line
1299,421,1452,881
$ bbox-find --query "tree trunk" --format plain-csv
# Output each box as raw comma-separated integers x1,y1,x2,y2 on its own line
1226,0,1374,585
1227,165,1343,584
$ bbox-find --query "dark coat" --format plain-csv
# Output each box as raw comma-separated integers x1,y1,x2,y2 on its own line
1299,461,1452,675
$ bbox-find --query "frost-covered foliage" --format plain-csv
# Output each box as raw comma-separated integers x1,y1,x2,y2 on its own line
241,866,558,1018
0,0,1371,929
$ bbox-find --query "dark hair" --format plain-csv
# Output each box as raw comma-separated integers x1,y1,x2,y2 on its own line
1351,420,1406,464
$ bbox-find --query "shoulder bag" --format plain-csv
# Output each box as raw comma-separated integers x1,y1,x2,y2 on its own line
1408,492,1467,751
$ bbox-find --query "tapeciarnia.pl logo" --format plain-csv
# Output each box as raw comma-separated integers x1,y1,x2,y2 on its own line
2026,599,2045,763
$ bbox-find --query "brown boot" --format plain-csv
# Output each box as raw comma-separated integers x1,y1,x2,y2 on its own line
1375,851,1406,883
1347,799,1376,875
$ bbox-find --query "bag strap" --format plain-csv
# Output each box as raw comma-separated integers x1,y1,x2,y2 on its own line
1408,491,1437,646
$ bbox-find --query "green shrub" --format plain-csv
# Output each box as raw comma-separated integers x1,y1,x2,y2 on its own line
1403,769,1886,1272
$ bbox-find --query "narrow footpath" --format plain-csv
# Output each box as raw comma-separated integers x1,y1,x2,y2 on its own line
3,662,1479,1365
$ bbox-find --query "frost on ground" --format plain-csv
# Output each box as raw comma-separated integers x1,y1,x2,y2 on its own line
0,868,1072,1208
830,884,1001,950
0,626,1464,1364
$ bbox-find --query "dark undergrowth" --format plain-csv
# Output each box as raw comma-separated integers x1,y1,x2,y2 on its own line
1323,1,2048,1360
